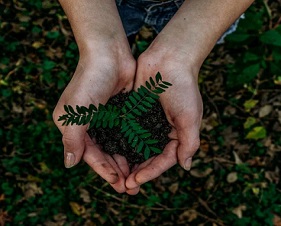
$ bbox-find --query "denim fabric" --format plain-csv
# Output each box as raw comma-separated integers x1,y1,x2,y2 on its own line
116,0,243,43
116,0,184,36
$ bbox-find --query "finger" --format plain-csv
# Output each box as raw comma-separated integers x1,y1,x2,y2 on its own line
125,156,156,189
126,140,178,189
104,154,128,193
126,187,140,195
177,125,200,170
112,154,130,178
83,136,127,193
62,125,88,168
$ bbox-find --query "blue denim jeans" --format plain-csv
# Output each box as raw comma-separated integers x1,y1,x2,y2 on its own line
116,0,242,43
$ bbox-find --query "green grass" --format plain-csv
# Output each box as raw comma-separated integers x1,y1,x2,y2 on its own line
1,0,281,225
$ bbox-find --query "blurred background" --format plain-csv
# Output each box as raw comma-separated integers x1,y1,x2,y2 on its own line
0,0,281,225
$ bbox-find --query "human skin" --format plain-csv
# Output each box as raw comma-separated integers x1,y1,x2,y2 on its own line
53,0,137,193
53,0,254,195
125,0,255,194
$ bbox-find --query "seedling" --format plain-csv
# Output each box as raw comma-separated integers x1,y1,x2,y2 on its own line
58,72,172,159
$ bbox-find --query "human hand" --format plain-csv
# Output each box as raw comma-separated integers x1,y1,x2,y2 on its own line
53,46,137,193
125,44,203,194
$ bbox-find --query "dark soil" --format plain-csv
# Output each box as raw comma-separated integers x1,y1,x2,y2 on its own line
88,92,171,168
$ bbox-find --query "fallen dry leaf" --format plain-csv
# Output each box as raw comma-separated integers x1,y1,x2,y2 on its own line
22,182,43,199
178,209,198,223
190,168,213,178
69,202,86,216
79,188,91,203
233,151,243,164
227,172,238,183
259,105,273,118
232,205,247,218
205,175,215,190
168,183,179,194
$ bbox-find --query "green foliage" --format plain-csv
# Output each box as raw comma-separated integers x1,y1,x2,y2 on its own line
224,4,281,88
58,72,172,159
1,1,281,225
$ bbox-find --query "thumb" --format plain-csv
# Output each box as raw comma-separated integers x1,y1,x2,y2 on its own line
177,126,200,171
62,125,87,168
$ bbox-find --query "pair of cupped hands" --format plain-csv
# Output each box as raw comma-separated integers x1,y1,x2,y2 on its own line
53,39,203,195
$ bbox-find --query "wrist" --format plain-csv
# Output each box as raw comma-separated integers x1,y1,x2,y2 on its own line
78,35,131,60
140,39,201,80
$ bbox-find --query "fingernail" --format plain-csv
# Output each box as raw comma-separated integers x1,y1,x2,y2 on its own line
184,157,192,171
65,152,76,168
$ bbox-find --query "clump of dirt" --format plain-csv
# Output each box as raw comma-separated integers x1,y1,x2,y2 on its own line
87,92,171,168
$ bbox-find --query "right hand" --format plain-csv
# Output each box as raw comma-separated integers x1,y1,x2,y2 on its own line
53,45,137,193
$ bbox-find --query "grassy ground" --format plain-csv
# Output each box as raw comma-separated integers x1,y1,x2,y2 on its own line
1,0,281,225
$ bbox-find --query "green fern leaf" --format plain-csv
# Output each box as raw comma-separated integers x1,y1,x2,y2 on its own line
152,87,165,94
64,105,69,114
162,81,172,86
155,72,162,83
79,115,86,125
142,100,153,108
144,146,150,160
89,104,97,112
121,107,127,114
121,123,129,133
103,111,111,121
128,132,135,143
147,91,159,100
129,96,137,105
144,97,156,105
145,81,152,90
150,147,162,154
97,111,104,120
109,118,114,129
137,141,144,153
140,133,152,139
58,114,68,121
68,105,78,115
66,116,74,126
98,104,106,112
125,100,133,109
149,77,156,87
96,119,102,128
136,129,149,135
126,113,135,120
72,116,80,125
131,137,139,148
137,104,148,112
85,113,92,124
138,85,149,96
114,118,120,126
124,129,132,138
76,105,84,114
102,119,108,128
145,139,158,145
89,112,98,128
132,109,142,116
159,83,169,89
132,91,141,101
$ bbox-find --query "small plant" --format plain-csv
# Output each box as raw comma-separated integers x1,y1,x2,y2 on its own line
58,72,172,159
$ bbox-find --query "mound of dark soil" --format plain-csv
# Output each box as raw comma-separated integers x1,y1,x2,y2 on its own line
88,92,171,167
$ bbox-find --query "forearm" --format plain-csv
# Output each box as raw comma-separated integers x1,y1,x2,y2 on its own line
151,0,254,69
58,0,129,54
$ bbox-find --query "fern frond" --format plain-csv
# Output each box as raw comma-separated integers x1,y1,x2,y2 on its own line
89,104,120,129
120,73,171,120
120,118,161,159
58,72,172,160
58,104,96,126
